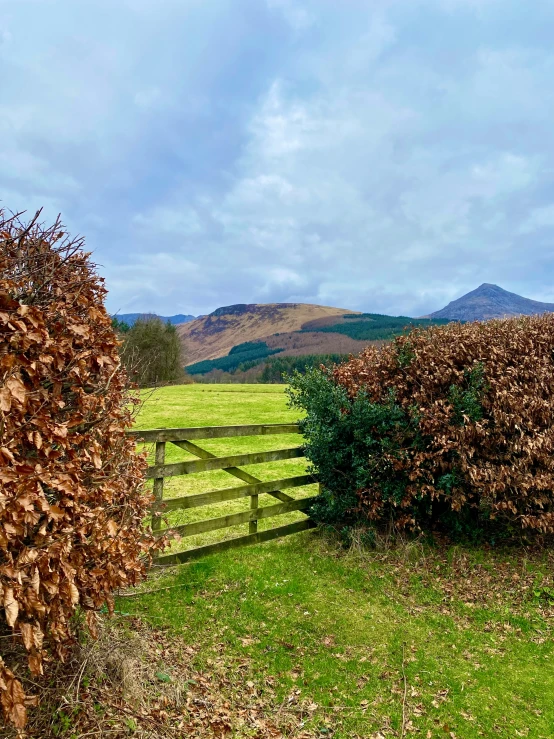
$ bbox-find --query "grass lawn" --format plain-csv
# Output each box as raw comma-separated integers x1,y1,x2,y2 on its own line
134,384,317,551
119,384,554,738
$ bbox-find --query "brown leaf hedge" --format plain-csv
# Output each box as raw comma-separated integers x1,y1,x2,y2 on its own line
0,210,160,728
288,313,554,539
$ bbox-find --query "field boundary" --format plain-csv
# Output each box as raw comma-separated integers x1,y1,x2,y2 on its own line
130,423,318,563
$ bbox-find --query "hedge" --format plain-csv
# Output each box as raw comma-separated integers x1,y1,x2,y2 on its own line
288,314,554,540
0,210,161,728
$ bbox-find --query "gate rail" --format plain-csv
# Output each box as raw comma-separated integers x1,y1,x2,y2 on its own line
128,424,317,565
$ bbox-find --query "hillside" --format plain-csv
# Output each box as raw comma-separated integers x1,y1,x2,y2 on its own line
428,284,554,321
114,312,196,326
179,303,357,365
183,307,452,380
263,330,372,357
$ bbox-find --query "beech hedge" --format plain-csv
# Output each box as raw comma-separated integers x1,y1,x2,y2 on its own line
0,210,161,728
287,314,554,541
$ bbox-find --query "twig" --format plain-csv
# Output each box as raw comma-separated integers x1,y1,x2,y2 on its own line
71,650,92,702
400,641,408,738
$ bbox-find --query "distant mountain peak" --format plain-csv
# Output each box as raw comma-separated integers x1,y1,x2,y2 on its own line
209,302,301,318
470,283,513,295
113,312,196,326
428,284,554,321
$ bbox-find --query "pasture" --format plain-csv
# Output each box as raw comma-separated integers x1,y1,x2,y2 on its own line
122,384,554,738
134,384,317,552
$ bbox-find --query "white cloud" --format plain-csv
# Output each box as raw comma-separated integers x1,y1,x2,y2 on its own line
133,207,203,235
266,0,315,32
436,0,498,10
103,251,204,313
2,0,554,316
134,88,163,109
519,204,554,234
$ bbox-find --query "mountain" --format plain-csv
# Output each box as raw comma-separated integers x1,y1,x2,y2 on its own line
178,303,358,365
114,312,196,327
428,284,554,322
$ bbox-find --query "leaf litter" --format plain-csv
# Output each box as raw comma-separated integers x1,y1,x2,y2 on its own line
1,614,320,738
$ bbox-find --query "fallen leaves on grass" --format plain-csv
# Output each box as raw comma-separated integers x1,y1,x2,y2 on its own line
1,615,320,738
338,535,554,621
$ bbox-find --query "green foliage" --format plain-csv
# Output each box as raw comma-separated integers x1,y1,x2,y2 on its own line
111,316,130,333
396,341,415,367
187,341,282,375
305,314,451,342
190,352,350,383
125,718,138,732
287,368,413,526
533,585,554,604
285,364,498,541
448,362,487,425
228,341,268,355
260,354,349,383
121,316,184,387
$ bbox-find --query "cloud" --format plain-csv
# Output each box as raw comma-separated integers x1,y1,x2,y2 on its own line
520,204,554,234
2,0,554,316
266,0,315,32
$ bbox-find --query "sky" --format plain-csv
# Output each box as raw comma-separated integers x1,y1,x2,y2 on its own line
2,0,554,317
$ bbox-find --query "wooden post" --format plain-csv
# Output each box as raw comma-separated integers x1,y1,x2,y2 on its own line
152,441,166,532
249,492,258,535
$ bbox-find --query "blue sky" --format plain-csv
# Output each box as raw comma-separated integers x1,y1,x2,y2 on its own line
2,0,554,317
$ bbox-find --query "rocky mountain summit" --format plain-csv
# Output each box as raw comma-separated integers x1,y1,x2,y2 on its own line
428,284,554,321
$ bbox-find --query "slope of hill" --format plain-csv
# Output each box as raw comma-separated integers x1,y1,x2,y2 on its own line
303,313,450,341
428,284,554,321
113,312,196,326
183,307,454,379
179,303,357,365
263,331,372,357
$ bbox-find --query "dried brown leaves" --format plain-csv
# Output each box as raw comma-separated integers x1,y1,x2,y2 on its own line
1,615,316,738
0,209,162,728
333,314,554,534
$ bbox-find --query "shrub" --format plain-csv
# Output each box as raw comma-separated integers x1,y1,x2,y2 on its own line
287,315,554,540
0,210,161,728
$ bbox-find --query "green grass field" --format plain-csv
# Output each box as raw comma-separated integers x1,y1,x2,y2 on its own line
121,384,554,738
134,384,317,551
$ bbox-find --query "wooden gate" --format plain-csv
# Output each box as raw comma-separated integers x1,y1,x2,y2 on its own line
128,423,318,565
